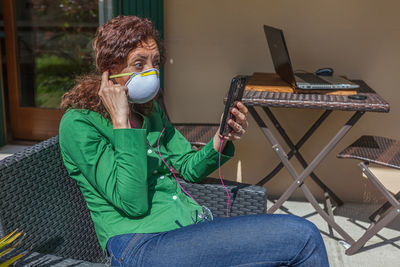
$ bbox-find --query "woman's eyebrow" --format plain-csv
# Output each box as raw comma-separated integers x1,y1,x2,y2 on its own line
131,54,148,60
130,53,160,62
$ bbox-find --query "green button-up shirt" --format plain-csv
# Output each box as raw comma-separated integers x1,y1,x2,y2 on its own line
59,102,234,250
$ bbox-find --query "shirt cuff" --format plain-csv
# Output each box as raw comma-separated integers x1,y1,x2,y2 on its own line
203,138,235,166
222,140,235,158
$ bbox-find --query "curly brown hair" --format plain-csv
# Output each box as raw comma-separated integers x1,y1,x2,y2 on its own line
60,15,164,118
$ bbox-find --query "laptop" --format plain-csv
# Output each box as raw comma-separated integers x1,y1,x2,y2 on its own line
263,25,359,90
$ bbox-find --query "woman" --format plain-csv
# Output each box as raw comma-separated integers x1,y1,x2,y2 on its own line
59,16,329,267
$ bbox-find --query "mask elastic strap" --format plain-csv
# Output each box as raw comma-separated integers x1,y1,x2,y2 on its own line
109,73,133,79
109,69,159,79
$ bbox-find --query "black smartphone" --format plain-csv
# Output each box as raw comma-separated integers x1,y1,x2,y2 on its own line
219,75,248,136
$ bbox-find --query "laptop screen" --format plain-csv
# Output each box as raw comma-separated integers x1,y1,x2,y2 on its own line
263,25,296,88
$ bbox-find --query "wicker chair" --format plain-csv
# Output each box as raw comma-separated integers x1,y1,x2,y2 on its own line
337,135,400,254
0,136,267,266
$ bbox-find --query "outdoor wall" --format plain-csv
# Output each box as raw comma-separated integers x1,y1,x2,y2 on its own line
163,0,400,203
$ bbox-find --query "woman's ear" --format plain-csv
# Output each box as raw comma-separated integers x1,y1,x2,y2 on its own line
110,78,118,85
107,69,119,85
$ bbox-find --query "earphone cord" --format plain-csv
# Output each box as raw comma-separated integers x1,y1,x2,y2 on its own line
129,118,200,206
129,118,230,217
218,135,230,217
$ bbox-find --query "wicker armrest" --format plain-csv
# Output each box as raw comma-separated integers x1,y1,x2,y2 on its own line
179,178,267,217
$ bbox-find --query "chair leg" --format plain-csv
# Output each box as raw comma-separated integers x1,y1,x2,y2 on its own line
369,191,400,222
346,207,400,255
345,163,400,254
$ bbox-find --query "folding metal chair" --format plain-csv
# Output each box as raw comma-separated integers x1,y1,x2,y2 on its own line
337,135,400,254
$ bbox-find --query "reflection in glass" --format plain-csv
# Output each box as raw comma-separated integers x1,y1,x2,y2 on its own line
15,0,98,108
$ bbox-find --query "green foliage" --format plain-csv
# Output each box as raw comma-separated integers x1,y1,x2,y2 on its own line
24,0,98,108
33,0,98,23
35,54,94,108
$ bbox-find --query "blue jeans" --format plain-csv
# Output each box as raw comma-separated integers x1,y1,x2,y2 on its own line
105,214,329,267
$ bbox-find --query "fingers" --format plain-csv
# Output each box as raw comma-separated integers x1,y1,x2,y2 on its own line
101,71,126,93
230,107,246,124
219,101,249,142
99,70,128,96
230,101,248,124
224,131,242,141
228,119,247,134
101,71,109,89
100,84,128,97
98,71,129,110
236,101,248,116
225,111,248,141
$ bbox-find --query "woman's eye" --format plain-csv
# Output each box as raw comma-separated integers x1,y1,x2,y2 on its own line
134,62,143,69
153,61,161,68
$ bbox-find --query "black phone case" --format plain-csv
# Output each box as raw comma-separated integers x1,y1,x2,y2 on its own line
220,76,248,136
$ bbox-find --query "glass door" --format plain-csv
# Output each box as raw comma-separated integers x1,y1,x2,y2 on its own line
2,0,101,140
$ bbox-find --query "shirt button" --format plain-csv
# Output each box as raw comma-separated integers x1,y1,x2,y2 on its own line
147,149,152,154
172,195,177,200
153,170,158,174
160,175,165,180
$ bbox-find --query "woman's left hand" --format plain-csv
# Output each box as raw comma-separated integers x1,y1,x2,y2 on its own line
213,101,249,151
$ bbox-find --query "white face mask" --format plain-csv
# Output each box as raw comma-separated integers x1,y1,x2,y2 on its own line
110,68,160,104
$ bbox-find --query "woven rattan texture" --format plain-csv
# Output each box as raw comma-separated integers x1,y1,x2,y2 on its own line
174,123,220,146
180,178,267,217
0,136,107,263
337,135,400,169
241,80,389,112
0,136,267,264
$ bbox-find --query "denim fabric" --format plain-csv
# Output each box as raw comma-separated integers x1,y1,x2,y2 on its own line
105,214,329,267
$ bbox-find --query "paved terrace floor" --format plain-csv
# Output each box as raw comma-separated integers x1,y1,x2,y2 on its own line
268,198,400,267
1,145,399,266
0,144,30,160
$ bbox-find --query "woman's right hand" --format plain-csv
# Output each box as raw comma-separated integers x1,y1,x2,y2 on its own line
99,71,131,129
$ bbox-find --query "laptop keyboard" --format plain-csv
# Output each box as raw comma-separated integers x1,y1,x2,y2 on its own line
295,73,330,84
